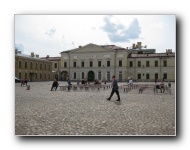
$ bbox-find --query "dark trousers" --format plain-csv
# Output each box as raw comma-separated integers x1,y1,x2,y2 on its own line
109,89,120,100
51,86,58,91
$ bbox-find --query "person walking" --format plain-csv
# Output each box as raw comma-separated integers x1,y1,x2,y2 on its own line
106,75,120,102
67,78,72,91
50,79,59,91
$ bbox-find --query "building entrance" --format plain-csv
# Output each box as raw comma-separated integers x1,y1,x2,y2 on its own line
88,71,95,82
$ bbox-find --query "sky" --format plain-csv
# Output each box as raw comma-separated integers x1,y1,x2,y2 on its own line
15,15,176,57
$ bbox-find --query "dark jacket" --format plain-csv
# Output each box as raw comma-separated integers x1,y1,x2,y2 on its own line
112,79,119,90
52,81,59,87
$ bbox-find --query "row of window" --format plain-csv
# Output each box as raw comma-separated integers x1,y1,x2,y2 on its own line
18,72,51,79
63,60,168,68
64,60,122,68
137,73,167,80
129,60,167,67
71,72,168,80
18,60,51,70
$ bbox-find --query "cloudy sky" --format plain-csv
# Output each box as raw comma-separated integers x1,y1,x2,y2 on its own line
15,15,175,57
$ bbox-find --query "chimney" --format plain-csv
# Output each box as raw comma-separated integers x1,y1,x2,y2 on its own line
79,46,82,48
46,55,49,58
36,54,39,58
137,42,141,49
15,49,18,54
132,43,135,49
31,52,34,57
126,47,128,50
17,51,21,54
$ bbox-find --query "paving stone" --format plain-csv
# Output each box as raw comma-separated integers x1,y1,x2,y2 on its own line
15,81,175,135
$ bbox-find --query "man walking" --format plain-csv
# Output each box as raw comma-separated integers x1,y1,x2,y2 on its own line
106,75,120,102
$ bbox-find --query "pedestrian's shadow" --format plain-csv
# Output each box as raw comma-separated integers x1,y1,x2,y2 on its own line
114,101,121,105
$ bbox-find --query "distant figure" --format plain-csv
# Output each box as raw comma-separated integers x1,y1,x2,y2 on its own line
106,75,120,102
129,79,133,86
160,80,165,93
67,78,72,91
25,79,28,86
168,80,171,88
21,79,25,86
50,79,59,91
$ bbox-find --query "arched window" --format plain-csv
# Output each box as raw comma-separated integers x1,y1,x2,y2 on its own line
19,60,22,68
30,62,33,69
40,64,42,70
25,61,27,68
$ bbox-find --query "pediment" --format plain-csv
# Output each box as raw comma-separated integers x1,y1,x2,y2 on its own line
70,43,112,53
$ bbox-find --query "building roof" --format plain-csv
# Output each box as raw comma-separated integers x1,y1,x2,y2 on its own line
60,43,128,53
128,53,175,58
40,57,61,61
15,53,51,62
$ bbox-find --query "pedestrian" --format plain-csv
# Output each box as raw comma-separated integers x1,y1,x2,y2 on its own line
21,79,25,86
160,80,165,93
50,79,59,91
67,78,72,91
24,79,27,86
106,75,120,102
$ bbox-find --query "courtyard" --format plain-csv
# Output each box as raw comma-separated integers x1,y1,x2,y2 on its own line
15,81,175,136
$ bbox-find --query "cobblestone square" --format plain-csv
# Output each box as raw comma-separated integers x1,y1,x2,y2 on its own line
15,81,175,136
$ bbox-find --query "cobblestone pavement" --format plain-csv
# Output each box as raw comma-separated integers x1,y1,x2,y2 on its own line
15,81,175,136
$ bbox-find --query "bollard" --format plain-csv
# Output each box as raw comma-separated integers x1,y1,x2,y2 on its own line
26,85,30,90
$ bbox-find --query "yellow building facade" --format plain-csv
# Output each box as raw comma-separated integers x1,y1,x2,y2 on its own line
15,50,54,81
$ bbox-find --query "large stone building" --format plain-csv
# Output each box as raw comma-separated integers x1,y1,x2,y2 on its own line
41,56,61,81
15,49,54,81
60,42,175,82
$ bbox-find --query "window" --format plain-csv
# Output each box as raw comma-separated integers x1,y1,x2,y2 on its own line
119,60,122,67
163,73,167,80
25,73,27,79
155,73,158,80
107,72,110,81
73,62,76,68
44,64,46,70
129,61,133,67
90,61,93,67
64,62,67,68
107,61,110,67
98,61,101,67
44,74,46,79
81,61,84,67
36,73,37,79
138,73,141,79
155,60,158,67
119,71,122,81
40,64,42,70
40,73,42,79
25,61,27,68
19,60,22,68
98,72,101,80
146,73,150,79
74,72,76,79
30,62,33,69
146,61,149,67
49,74,50,79
19,72,21,79
55,63,57,68
82,72,85,79
138,61,141,67
163,60,167,67
36,63,38,69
